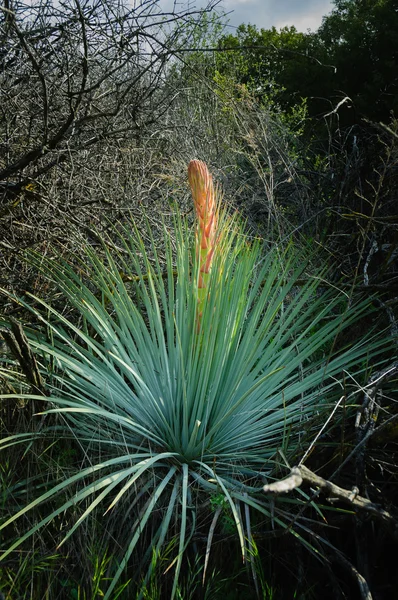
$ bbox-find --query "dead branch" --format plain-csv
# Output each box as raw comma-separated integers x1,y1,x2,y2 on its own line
263,464,398,537
0,318,47,396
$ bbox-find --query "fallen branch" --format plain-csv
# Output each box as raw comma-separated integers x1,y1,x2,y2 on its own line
263,465,398,537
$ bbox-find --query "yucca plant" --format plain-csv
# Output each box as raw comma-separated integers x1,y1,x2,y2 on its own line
0,161,389,598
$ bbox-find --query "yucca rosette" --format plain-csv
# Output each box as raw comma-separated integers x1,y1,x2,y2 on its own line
188,159,219,323
0,160,391,600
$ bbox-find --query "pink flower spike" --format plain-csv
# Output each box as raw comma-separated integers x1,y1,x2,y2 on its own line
188,160,219,327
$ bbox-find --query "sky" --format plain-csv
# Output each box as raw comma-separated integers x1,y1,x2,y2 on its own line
158,0,335,33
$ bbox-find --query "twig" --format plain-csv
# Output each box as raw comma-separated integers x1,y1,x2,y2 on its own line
0,319,47,396
355,361,398,429
324,96,352,118
332,549,373,600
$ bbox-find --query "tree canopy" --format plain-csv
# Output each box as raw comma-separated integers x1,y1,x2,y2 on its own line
214,0,398,124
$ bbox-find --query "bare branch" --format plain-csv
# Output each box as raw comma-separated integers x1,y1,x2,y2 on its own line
263,464,398,537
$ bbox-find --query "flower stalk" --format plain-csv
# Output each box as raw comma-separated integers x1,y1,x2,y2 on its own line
188,159,218,324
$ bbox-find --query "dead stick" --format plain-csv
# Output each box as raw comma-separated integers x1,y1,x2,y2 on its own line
263,465,398,536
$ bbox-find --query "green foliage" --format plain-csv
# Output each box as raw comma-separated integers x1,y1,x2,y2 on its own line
319,0,398,120
215,24,329,118
0,211,390,598
209,492,235,534
0,551,61,600
214,1,398,124
0,545,131,600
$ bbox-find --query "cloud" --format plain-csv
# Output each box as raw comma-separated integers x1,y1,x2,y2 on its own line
224,0,257,4
156,0,334,32
274,5,333,31
220,0,334,31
